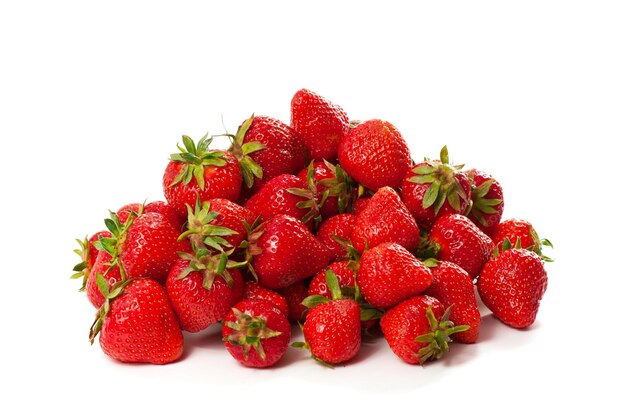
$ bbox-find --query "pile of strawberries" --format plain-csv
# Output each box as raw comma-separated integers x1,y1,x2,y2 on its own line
72,88,552,367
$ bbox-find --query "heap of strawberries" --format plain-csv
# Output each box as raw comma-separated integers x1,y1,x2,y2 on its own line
71,88,553,367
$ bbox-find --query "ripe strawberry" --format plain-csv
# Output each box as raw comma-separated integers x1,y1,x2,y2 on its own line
116,203,142,224
290,88,350,161
166,255,245,333
222,299,291,368
351,186,420,253
316,213,357,262
477,246,548,329
380,295,468,364
337,119,412,191
492,218,553,260
401,146,471,230
246,215,331,289
277,279,310,323
426,213,494,278
144,200,186,231
308,261,357,299
71,230,111,293
90,278,184,365
296,161,355,219
243,281,289,317
163,134,242,218
424,260,481,343
357,243,432,309
352,196,371,216
466,169,504,237
86,250,123,308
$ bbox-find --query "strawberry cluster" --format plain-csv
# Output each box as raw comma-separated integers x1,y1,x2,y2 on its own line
72,89,553,367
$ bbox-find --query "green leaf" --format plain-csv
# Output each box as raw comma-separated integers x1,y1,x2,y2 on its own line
182,135,196,153
241,141,267,155
412,165,436,175
433,190,447,214
447,190,461,212
104,218,118,235
325,269,343,301
408,173,435,184
439,145,449,164
474,179,493,198
96,273,109,298
301,295,330,309
422,182,440,209
193,166,205,190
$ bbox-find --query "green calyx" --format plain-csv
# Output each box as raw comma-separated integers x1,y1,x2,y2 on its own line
223,307,282,361
301,269,343,309
317,160,356,214
179,198,238,253
169,134,228,191
415,306,469,364
287,162,326,228
70,236,91,291
176,250,242,290
88,274,132,344
329,234,361,267
228,114,266,188
407,145,470,214
467,173,503,226
495,235,554,262
238,218,265,282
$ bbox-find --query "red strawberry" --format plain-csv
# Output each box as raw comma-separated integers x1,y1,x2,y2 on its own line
144,200,186,231
308,261,356,299
90,278,184,364
163,134,242,218
71,230,111,293
296,161,355,219
222,299,291,368
351,186,420,253
316,213,356,262
277,279,310,323
290,88,350,161
166,255,244,333
116,203,142,224
477,247,548,329
337,119,411,191
352,197,371,216
86,250,123,309
424,261,481,343
357,243,432,309
401,146,471,230
380,295,468,364
243,281,289,317
466,169,504,237
246,215,331,289
492,218,553,260
427,214,494,278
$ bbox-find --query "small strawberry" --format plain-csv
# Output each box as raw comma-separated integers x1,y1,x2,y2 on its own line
357,243,432,309
243,281,289,317
351,186,420,253
316,213,357,262
90,277,184,365
424,260,481,343
466,169,504,237
477,244,548,329
71,230,111,293
492,218,553,260
401,146,471,230
163,134,242,218
277,279,310,323
380,295,468,365
426,213,494,278
290,88,350,162
296,161,355,219
222,299,291,368
338,119,412,191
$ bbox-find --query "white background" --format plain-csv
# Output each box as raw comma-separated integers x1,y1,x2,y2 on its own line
1,1,624,415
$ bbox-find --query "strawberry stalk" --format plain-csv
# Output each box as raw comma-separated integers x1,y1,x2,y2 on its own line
415,306,469,364
227,114,266,188
222,307,283,361
169,134,228,191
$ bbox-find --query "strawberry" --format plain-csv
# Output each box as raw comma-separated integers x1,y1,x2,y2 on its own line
426,213,494,278
296,161,355,219
163,134,242,218
90,278,184,364
466,169,504,237
245,215,331,289
243,281,289,317
352,196,371,216
357,242,432,309
351,186,420,253
492,218,553,260
316,213,356,262
166,255,245,333
290,88,350,161
337,119,412,191
308,261,357,299
401,146,471,230
380,295,468,364
86,250,123,308
424,260,481,343
477,245,548,329
144,200,186,231
116,203,142,224
71,230,111,293
277,279,310,323
222,299,291,368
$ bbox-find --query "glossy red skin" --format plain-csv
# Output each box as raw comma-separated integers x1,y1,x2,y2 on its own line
243,116,307,193
308,261,356,298
477,249,547,329
86,250,122,309
277,280,310,323
357,243,433,309
492,218,538,252
163,150,242,218
351,187,420,254
87,230,111,269
222,299,291,368
297,161,341,219
429,214,494,278
243,281,289,317
380,295,444,365
401,162,472,230
352,197,371,216
290,88,350,162
424,261,480,343
303,299,361,364
145,200,186,232
99,278,184,365
466,169,504,237
251,215,331,289
166,257,244,333
206,198,256,249
337,119,411,191
116,203,142,224
316,214,356,262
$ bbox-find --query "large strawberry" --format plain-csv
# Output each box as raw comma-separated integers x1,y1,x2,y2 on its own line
401,146,471,230
290,88,350,162
351,186,420,253
492,218,553,260
316,213,357,262
357,243,432,309
380,295,468,365
477,245,548,329
223,299,291,368
163,134,242,218
337,119,412,191
466,169,504,237
89,277,184,364
296,161,355,219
